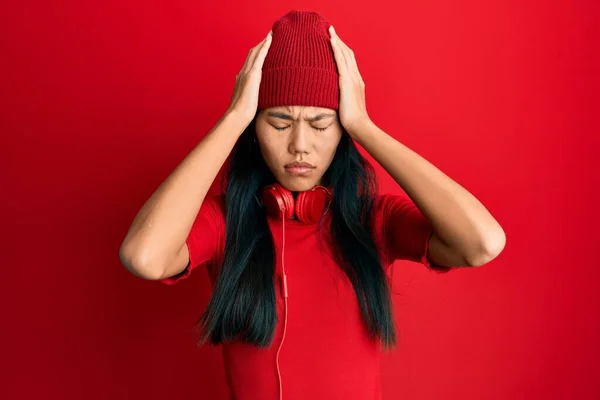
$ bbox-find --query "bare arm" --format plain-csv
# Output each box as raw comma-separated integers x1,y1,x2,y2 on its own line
119,30,272,281
350,120,506,267
328,26,505,267
119,112,247,280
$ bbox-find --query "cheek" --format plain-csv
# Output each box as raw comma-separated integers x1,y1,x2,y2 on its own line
257,138,282,168
255,122,278,163
319,133,342,160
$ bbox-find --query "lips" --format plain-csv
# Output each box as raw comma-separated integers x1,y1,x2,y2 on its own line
285,162,315,168
284,162,315,176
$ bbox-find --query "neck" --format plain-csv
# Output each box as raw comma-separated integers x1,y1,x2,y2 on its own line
290,192,299,219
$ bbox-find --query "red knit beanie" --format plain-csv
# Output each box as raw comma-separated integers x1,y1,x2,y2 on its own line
258,10,339,111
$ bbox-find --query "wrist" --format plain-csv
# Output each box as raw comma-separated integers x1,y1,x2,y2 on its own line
221,110,253,134
346,117,375,142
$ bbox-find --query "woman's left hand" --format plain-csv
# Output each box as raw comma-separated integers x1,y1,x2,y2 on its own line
329,25,371,136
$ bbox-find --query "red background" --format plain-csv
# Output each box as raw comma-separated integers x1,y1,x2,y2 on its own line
2,1,598,399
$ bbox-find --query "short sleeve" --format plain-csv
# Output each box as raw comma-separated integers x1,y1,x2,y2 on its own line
160,194,225,284
373,193,453,273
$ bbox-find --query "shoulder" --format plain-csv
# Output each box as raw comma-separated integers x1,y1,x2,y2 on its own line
190,193,227,250
369,192,434,264
370,192,415,224
369,193,405,263
201,193,226,220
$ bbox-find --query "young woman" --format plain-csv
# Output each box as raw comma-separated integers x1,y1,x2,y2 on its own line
120,11,505,400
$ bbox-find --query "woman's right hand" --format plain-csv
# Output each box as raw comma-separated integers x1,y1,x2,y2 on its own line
225,30,273,126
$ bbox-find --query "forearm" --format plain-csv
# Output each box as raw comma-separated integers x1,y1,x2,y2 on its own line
349,120,505,263
120,112,247,278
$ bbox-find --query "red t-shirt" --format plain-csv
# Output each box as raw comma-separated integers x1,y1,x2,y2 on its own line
161,193,453,399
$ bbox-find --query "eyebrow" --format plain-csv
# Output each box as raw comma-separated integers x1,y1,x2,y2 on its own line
266,111,335,122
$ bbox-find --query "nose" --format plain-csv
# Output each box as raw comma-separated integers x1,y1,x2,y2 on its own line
288,125,310,154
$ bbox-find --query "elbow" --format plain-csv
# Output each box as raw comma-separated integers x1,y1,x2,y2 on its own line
466,229,506,267
119,242,165,281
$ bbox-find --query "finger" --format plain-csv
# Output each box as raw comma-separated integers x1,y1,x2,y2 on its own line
243,32,270,73
337,37,353,72
251,30,272,72
240,48,258,76
329,26,348,74
331,26,354,76
241,32,271,75
239,48,255,77
331,26,362,83
347,48,363,83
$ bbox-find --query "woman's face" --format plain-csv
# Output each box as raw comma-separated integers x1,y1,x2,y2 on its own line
255,105,343,192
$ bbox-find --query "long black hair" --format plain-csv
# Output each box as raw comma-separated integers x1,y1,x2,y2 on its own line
194,115,398,351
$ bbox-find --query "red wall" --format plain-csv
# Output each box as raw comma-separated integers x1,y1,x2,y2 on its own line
3,1,598,399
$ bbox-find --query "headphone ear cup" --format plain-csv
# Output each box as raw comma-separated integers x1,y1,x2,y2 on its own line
295,186,331,224
278,185,295,220
262,183,295,220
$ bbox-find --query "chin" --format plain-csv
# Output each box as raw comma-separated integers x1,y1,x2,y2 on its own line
277,177,322,192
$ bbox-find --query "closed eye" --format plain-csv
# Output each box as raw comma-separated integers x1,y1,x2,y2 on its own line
272,126,329,132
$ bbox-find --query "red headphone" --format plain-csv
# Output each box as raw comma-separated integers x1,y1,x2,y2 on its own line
261,183,332,224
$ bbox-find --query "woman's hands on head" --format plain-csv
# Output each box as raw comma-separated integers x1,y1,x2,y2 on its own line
224,25,372,135
328,25,371,137
225,31,273,127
